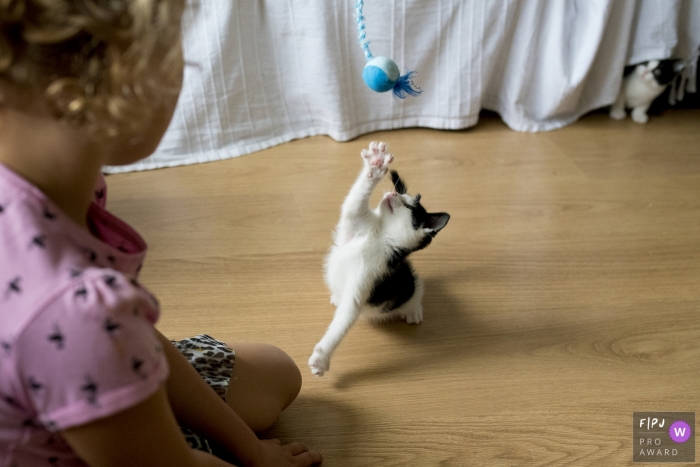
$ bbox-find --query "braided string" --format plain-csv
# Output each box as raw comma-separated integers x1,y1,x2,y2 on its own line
356,0,373,61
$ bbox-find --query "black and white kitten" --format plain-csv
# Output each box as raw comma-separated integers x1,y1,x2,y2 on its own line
610,59,681,123
308,142,450,376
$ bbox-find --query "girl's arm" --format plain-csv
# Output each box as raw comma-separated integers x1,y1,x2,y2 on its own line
63,329,321,467
154,329,263,465
62,387,234,467
63,384,320,467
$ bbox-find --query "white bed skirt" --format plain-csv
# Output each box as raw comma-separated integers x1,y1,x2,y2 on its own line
107,0,700,173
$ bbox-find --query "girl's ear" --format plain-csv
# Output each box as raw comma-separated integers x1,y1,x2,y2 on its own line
425,213,450,234
390,170,407,194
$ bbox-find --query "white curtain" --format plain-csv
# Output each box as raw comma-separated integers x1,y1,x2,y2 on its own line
106,0,700,173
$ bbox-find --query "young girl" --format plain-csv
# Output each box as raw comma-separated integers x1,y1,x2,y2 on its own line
0,1,321,466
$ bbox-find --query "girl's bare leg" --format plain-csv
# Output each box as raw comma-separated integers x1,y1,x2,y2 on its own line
225,343,302,432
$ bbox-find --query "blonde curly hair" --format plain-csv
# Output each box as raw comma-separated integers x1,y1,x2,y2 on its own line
0,0,184,137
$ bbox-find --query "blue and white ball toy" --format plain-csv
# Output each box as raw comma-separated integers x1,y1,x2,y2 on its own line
363,56,399,93
356,1,421,98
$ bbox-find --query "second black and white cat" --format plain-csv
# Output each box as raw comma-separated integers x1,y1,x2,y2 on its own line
610,59,681,123
308,142,450,376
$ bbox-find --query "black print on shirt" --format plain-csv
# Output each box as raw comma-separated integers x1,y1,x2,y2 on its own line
1,341,11,357
4,276,21,299
132,357,147,379
74,284,88,300
81,375,99,406
2,394,21,409
104,318,121,336
29,234,46,249
28,376,44,393
103,275,118,289
23,417,41,429
43,207,56,220
82,248,97,262
48,325,64,350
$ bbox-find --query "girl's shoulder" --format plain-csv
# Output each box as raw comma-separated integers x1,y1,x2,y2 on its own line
1,162,156,360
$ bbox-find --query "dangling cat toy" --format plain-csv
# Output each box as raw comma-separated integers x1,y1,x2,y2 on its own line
355,0,422,98
308,142,449,376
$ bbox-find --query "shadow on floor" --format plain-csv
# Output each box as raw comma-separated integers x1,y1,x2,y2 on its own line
331,270,587,390
263,394,367,462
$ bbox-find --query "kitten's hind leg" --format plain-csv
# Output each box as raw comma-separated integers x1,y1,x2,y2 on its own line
398,277,424,324
309,295,361,376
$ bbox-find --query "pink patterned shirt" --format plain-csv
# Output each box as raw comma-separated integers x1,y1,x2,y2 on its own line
0,163,168,466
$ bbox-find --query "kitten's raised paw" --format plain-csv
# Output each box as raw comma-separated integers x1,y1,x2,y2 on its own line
308,346,330,376
361,141,394,179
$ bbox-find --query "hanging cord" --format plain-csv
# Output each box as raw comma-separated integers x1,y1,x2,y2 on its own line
356,0,373,61
669,46,699,105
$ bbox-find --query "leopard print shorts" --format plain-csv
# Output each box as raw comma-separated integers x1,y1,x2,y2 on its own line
171,334,236,453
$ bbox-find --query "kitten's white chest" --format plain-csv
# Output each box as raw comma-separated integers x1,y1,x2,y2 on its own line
325,234,387,297
325,237,364,291
624,75,664,107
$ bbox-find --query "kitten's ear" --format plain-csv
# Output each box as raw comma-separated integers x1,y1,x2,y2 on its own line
390,170,407,194
425,213,450,234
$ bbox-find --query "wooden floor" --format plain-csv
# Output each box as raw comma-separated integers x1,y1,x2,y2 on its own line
107,110,700,466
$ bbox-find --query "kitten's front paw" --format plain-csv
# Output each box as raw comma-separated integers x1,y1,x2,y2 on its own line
609,108,626,120
308,345,331,376
631,108,649,124
361,141,394,179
